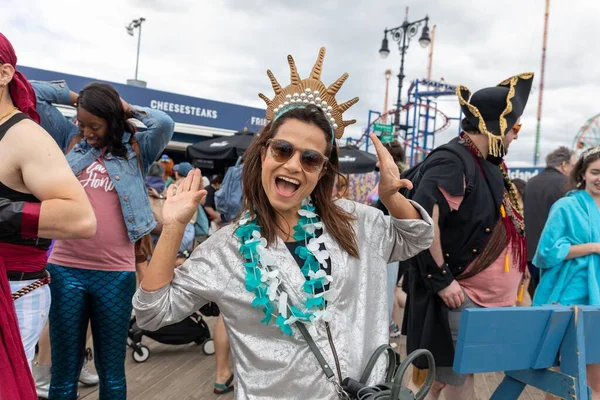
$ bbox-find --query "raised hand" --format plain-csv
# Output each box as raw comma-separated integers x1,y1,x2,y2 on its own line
120,98,132,117
162,169,207,226
370,134,413,203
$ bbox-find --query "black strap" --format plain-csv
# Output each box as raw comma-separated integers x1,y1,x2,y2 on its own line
358,344,398,384
0,113,28,142
390,349,436,400
7,268,48,281
295,322,336,380
295,321,397,386
296,320,437,400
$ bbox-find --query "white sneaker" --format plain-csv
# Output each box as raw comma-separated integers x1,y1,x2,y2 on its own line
79,363,100,386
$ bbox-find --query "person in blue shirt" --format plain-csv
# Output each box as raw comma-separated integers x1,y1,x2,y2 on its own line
533,145,600,395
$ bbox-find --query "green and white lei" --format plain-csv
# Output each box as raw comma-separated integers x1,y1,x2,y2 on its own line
235,198,337,336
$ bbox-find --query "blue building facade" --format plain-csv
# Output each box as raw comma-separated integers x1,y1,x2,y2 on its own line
19,66,267,154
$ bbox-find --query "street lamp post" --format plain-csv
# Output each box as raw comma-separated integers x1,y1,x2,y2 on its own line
379,7,431,140
126,18,146,87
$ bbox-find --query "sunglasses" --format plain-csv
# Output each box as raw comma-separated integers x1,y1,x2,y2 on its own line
512,123,522,134
266,139,329,172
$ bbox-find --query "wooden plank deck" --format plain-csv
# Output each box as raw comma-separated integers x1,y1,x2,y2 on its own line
79,315,233,400
76,316,546,400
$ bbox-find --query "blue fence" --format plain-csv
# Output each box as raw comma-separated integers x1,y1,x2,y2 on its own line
455,305,600,399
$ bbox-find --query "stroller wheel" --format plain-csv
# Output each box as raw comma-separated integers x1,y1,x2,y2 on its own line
132,345,150,363
202,339,215,355
127,337,134,347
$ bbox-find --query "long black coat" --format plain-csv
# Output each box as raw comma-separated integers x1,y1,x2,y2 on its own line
400,138,504,368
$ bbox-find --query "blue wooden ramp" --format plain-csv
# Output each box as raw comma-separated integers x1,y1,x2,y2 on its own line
453,306,600,399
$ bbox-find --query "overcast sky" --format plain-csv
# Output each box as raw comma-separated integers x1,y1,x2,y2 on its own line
2,0,599,167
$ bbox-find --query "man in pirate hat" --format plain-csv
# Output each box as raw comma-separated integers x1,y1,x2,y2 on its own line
401,73,534,399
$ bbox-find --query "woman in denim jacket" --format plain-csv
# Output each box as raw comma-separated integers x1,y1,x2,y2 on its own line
31,80,174,400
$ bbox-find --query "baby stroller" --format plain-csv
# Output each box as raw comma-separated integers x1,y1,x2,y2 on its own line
127,305,217,363
128,243,219,362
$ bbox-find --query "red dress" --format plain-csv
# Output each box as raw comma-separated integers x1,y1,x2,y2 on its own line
0,258,37,400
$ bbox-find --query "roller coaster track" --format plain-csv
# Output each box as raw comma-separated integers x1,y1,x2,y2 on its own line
355,102,450,155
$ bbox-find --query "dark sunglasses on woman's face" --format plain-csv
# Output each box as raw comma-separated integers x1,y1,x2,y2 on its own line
266,139,328,173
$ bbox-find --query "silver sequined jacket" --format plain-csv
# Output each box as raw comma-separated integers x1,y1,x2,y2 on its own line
133,199,433,399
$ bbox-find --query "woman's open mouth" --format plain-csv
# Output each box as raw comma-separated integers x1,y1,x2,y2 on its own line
274,176,300,198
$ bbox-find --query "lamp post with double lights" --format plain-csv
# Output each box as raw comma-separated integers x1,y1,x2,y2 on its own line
126,17,146,87
379,8,431,140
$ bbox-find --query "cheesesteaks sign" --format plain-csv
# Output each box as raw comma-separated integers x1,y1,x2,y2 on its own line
150,100,218,119
19,66,268,132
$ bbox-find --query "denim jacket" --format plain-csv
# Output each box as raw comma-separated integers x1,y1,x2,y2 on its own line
31,80,175,242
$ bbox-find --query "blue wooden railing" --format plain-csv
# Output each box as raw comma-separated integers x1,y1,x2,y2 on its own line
453,306,600,399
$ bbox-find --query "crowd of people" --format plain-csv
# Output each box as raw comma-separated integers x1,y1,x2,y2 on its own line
1,32,600,400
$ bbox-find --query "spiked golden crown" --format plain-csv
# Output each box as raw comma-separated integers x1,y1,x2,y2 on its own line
259,47,359,139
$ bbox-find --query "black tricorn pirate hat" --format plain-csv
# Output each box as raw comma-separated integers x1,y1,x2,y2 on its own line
456,73,534,156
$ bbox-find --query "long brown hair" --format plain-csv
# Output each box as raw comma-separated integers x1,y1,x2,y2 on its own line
569,147,600,190
242,105,359,258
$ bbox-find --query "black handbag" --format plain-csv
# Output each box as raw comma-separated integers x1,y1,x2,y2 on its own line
199,302,220,317
296,322,436,400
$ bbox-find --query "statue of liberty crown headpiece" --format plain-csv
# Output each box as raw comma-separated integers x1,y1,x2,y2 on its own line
259,47,359,140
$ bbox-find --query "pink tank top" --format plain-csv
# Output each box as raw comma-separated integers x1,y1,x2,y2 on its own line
49,157,135,271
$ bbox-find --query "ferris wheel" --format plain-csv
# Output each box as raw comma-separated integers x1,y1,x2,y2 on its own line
573,113,600,152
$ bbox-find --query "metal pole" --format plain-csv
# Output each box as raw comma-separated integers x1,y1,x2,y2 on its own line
426,25,436,80
410,82,419,166
394,30,407,140
533,0,550,166
135,20,143,81
383,71,391,123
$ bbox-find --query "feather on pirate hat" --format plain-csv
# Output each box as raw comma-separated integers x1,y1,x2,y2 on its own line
259,47,359,140
456,72,534,157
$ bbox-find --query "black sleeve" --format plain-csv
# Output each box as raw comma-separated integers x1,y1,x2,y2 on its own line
410,150,466,230
0,198,37,239
410,151,466,292
548,175,568,206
